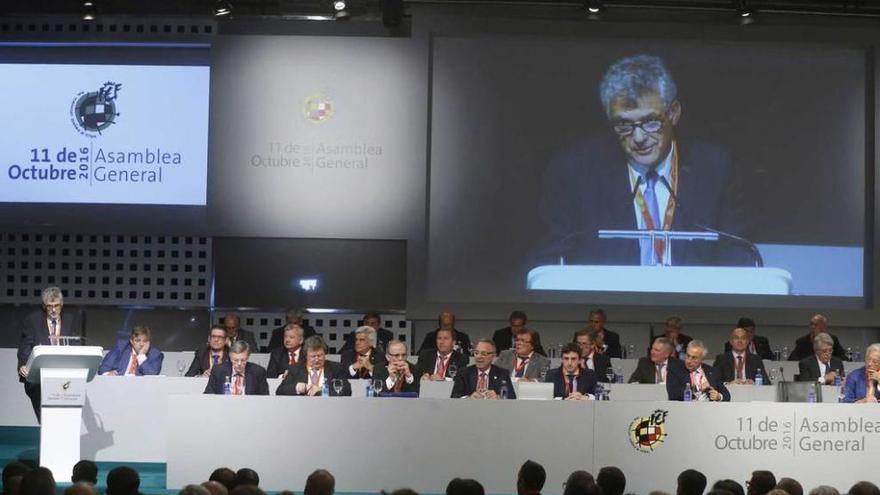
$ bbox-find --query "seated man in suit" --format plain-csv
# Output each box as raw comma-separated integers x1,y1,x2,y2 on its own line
573,329,613,382
545,343,597,400
649,316,691,360
713,327,771,385
204,341,269,395
495,328,551,382
17,286,83,420
267,308,316,352
451,339,516,399
666,340,730,401
788,314,847,361
374,340,419,394
221,313,259,353
185,325,229,377
99,326,164,376
339,326,386,379
843,343,880,403
277,336,351,396
266,324,306,378
492,311,547,356
587,308,622,358
629,337,674,384
416,328,470,381
797,332,844,384
340,312,394,354
723,317,773,360
417,311,473,357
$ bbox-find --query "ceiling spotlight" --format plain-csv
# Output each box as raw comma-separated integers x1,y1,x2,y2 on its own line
333,0,347,11
82,1,95,21
736,0,753,17
214,0,233,17
585,0,603,14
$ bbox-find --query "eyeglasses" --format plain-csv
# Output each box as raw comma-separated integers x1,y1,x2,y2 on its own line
473,351,495,357
612,118,665,137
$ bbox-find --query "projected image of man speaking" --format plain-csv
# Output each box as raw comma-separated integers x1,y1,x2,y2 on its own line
539,54,755,267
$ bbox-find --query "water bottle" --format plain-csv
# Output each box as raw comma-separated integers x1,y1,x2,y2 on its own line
617,369,624,384
322,381,330,397
223,376,231,395
683,384,692,402
846,347,853,361
854,349,862,362
807,388,817,403
628,344,636,359
833,374,841,387
755,368,764,386
499,382,509,400
365,383,375,398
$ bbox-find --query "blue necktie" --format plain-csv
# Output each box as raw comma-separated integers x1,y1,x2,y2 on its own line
643,170,662,229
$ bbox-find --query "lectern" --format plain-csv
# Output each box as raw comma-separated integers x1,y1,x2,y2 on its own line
25,344,103,477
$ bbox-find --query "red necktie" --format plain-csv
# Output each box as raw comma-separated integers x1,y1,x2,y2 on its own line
233,373,243,395
126,351,138,375
478,371,488,390
289,351,296,365
436,355,449,376
655,363,665,383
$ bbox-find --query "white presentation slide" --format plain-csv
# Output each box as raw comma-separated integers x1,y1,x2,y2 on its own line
0,63,209,205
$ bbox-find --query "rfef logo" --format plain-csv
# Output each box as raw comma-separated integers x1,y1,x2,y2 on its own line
629,409,668,453
71,81,122,137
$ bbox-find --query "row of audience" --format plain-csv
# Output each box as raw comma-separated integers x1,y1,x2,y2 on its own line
3,459,878,495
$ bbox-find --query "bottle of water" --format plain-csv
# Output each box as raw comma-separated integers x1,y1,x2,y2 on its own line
854,349,862,362
365,383,375,398
833,374,841,387
628,344,636,359
683,384,693,402
223,376,231,395
846,347,853,361
322,381,330,397
755,368,764,386
499,382,509,400
617,369,624,384
807,388,817,403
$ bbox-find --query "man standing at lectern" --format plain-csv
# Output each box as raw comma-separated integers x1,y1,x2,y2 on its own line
539,54,751,266
17,286,82,421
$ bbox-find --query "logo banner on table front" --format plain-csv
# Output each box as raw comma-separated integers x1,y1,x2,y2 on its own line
595,402,880,493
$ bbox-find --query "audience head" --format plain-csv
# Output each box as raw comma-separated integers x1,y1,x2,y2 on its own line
63,483,99,495
677,469,707,495
283,324,305,351
808,314,828,335
516,460,546,495
708,491,735,495
386,340,409,365
651,337,674,363
664,316,684,338
729,328,750,354
304,336,329,369
362,312,381,330
563,471,599,495
509,311,528,332
209,468,236,491
208,325,228,352
515,329,539,358
201,481,229,495
3,462,32,488
806,487,838,495
473,340,497,371
229,486,265,495
129,326,152,354
20,467,55,495
436,329,455,354
438,311,456,329
811,333,834,363
303,469,335,495
41,286,64,320
573,330,595,357
848,482,880,495
747,471,776,495
234,469,259,488
179,485,211,495
285,308,306,325
446,478,485,495
737,317,756,336
684,341,708,372
597,467,625,495
863,344,880,370
106,467,139,495
774,479,802,495
588,309,607,332
560,343,583,374
353,326,377,354
71,460,98,484
229,341,251,375
712,480,744,495
3,476,24,495
223,314,241,336
765,491,788,495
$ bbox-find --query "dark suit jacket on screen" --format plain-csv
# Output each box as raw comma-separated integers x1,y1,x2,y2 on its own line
650,333,692,357
339,328,394,354
583,352,613,383
339,349,387,379
545,367,598,398
185,346,230,377
373,362,420,394
415,349,470,379
724,335,773,361
98,340,164,376
451,364,517,399
266,346,306,378
17,309,81,371
788,333,848,361
204,361,269,395
417,329,473,356
597,328,622,358
712,352,772,384
628,357,674,384
275,361,352,396
538,135,753,267
266,324,317,352
228,329,259,354
666,360,730,401
797,355,844,382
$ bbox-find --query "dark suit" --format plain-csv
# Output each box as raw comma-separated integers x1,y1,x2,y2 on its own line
373,362,420,394
204,361,269,395
228,329,259,354
597,328,622,358
17,309,82,420
724,335,773,361
417,329,472,356
666,360,731,401
266,324,317,352
415,349,470,379
788,334,848,361
539,135,752,267
339,328,394,354
650,333,692,358
712,352,772,384
797,356,844,383
451,364,517,399
545,367,598,398
266,346,306,378
185,346,230,377
276,361,352,396
492,327,547,356
583,353,614,383
98,340,164,376
628,357,673,384
339,349,386,379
